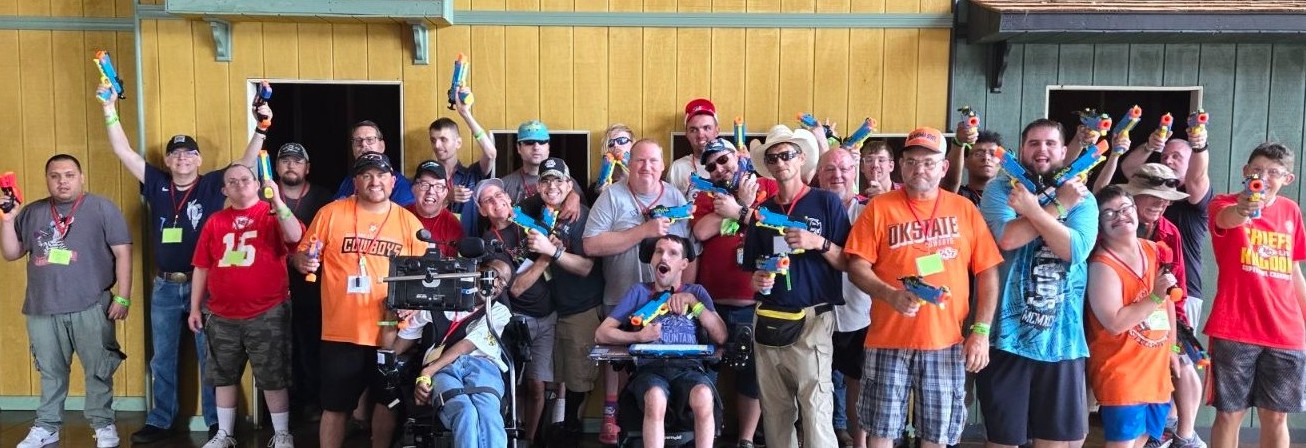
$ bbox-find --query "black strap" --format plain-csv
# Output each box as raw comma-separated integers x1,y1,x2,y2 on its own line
437,385,500,407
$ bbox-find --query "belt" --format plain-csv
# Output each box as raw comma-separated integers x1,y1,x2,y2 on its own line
157,271,192,283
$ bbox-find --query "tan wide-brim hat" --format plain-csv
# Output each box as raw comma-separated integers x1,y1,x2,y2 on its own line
750,124,819,179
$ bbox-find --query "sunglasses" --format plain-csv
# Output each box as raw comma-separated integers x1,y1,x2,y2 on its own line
705,153,730,173
519,140,549,146
764,150,800,165
1138,175,1179,189
607,136,632,147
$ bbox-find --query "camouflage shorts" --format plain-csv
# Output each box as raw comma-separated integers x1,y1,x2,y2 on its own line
204,300,292,389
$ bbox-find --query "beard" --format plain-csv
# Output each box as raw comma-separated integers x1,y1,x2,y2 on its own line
280,174,304,186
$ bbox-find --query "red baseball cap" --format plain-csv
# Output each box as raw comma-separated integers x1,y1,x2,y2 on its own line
684,98,717,124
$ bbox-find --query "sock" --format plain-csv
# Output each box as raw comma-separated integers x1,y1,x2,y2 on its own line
564,391,587,428
271,412,291,434
217,407,237,437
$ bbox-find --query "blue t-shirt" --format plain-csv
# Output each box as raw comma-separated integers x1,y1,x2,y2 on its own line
610,283,716,345
980,174,1098,362
450,162,490,237
141,164,228,272
741,188,851,309
334,173,415,206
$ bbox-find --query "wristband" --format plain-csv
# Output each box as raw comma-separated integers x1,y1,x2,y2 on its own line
113,295,131,307
378,320,399,327
817,238,832,254
105,114,119,126
738,205,751,223
1171,344,1182,354
254,128,267,135
970,322,991,336
1052,199,1067,219
1150,293,1165,305
277,206,293,219
1191,145,1208,154
552,246,564,260
473,129,486,140
415,375,433,386
690,302,705,318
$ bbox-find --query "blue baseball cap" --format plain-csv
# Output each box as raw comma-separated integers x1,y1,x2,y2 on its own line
517,120,550,142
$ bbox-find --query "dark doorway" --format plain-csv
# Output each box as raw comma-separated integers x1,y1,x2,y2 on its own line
492,131,592,187
1047,88,1200,185
257,82,403,192
670,132,767,161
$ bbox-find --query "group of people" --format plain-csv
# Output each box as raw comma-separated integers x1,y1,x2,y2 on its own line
3,80,1304,448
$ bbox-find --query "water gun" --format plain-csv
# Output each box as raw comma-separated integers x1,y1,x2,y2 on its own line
647,203,693,224
754,207,809,235
0,171,22,214
756,254,791,295
541,206,558,232
252,80,273,131
1155,241,1184,302
1052,140,1109,187
690,173,731,197
900,276,951,307
447,52,474,110
1110,105,1143,154
841,117,877,150
93,50,126,101
304,237,323,282
511,205,553,236
1177,324,1211,369
956,106,980,147
257,150,274,200
630,289,672,327
1243,174,1264,219
596,152,625,187
1151,113,1174,149
1187,109,1209,136
1075,109,1113,141
994,146,1043,194
797,113,819,128
732,116,747,151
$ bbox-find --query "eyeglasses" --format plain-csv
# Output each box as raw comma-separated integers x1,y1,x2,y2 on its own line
705,153,730,173
478,191,508,205
901,158,942,170
540,177,569,188
1100,203,1136,221
1249,167,1289,180
607,136,632,147
822,164,856,174
168,150,200,159
519,140,548,146
351,136,381,145
764,150,800,165
1137,175,1179,189
224,178,255,186
414,181,447,191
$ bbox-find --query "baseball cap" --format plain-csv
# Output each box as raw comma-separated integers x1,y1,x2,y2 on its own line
517,120,551,142
352,152,394,175
276,143,309,161
414,159,447,181
165,135,200,154
684,98,717,124
474,178,507,203
539,157,570,180
903,127,945,153
699,138,736,165
1123,163,1190,202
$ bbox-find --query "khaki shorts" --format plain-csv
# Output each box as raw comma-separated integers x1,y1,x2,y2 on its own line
553,307,602,392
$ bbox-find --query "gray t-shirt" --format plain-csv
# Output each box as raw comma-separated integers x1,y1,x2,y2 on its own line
501,169,585,203
16,194,132,315
583,181,692,306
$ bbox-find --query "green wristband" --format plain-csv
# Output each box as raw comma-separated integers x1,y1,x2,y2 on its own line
690,302,705,318
1150,293,1164,305
1171,344,1182,354
473,129,486,140
277,206,293,219
970,322,991,336
105,114,119,126
113,295,130,307
378,320,399,327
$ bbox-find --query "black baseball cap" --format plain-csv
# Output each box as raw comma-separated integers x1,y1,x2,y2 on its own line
276,143,309,161
353,152,394,175
699,138,734,165
165,135,200,154
539,157,570,180
414,159,447,180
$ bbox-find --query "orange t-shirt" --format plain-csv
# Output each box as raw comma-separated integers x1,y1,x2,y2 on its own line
1086,240,1174,405
844,189,1003,350
298,197,426,347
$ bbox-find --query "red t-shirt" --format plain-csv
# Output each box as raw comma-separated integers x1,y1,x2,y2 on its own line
1148,217,1189,323
1205,194,1306,349
690,177,779,301
406,205,464,258
192,201,297,319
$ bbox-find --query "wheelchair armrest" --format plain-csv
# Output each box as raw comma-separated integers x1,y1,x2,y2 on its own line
719,324,754,371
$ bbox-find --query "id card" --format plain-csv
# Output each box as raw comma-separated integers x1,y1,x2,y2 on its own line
162,227,183,244
47,248,72,265
773,235,791,255
1144,308,1170,331
915,253,944,277
347,275,373,294
221,250,246,266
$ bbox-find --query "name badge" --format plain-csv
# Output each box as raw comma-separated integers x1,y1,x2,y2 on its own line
162,227,183,244
1145,308,1170,332
48,248,72,265
347,275,373,294
773,235,791,255
221,250,246,266
916,253,945,277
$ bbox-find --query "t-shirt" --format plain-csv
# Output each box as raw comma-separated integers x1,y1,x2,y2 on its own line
583,181,693,306
500,169,585,203
1087,240,1174,405
142,164,227,272
333,173,416,206
406,205,464,258
1203,194,1306,350
609,283,716,345
15,194,132,315
192,201,296,319
668,155,711,197
845,190,1003,350
450,161,491,238
298,198,427,346
980,175,1098,362
402,302,513,372
958,184,983,206
282,183,336,302
1164,188,1212,298
834,198,873,333
1144,217,1189,324
689,178,780,302
519,196,605,317
483,224,554,318
742,187,851,309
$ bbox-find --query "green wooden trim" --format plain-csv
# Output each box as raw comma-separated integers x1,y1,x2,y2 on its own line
135,3,180,21
165,0,451,20
0,15,133,31
0,396,146,411
452,11,952,28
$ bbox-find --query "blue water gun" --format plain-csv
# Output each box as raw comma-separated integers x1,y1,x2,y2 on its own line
1052,140,1108,187
1110,105,1143,154
1076,109,1113,141
757,254,791,295
690,173,731,197
253,80,273,131
733,116,746,151
797,113,819,128
630,289,672,327
754,207,809,234
1187,109,1209,136
94,50,126,101
257,150,275,201
994,146,1043,194
541,206,558,231
842,117,877,150
596,152,625,187
900,276,950,307
647,203,694,223
447,53,474,110
511,206,553,236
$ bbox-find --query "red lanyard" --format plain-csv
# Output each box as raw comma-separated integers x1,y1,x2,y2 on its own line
169,181,196,226
353,201,394,239
49,194,87,237
439,310,477,345
632,182,666,215
280,184,309,217
904,192,942,238
1103,241,1147,284
780,186,810,216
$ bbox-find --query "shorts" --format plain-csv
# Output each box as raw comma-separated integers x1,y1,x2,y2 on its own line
319,341,389,412
717,304,760,399
1100,403,1170,442
554,308,602,392
204,301,292,390
518,313,556,383
1208,337,1306,413
832,326,869,379
858,345,966,445
627,364,715,410
976,349,1087,445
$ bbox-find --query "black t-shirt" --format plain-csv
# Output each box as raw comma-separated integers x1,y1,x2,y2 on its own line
483,224,554,318
283,183,337,301
958,184,983,206
742,188,851,309
141,165,227,272
519,196,605,316
1164,187,1212,298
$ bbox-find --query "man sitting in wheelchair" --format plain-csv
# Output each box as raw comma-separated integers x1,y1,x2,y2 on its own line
595,235,729,448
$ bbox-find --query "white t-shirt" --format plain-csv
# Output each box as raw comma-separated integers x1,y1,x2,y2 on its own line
583,181,693,306
667,155,710,197
833,198,872,332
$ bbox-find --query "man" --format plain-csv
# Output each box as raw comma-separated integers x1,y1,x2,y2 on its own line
333,120,416,206
949,130,1001,205
293,152,427,448
100,86,265,441
595,235,729,448
860,141,900,198
517,158,605,443
845,127,1003,448
668,98,721,195
475,177,557,446
187,164,304,448
273,142,335,419
499,120,582,219
427,90,497,236
978,119,1098,448
815,147,872,448
1205,143,1306,448
689,138,777,448
408,160,465,257
742,125,851,448
4,155,131,448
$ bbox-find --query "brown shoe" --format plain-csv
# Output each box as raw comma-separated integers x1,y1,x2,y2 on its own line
837,429,854,448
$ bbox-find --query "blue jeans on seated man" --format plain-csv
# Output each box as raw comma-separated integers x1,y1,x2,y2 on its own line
433,356,507,448
145,279,217,429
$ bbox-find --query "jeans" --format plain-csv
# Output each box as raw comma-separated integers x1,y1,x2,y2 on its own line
27,297,125,432
833,369,848,430
146,278,217,428
433,356,507,448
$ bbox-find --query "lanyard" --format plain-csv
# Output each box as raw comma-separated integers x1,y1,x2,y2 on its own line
632,182,666,215
49,194,87,238
169,180,196,226
439,310,479,345
904,192,942,238
352,201,394,273
1103,241,1147,284
780,186,810,216
280,183,309,217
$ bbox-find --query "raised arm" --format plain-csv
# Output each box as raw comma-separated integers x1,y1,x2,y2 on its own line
236,103,272,168
98,86,146,182
454,87,496,176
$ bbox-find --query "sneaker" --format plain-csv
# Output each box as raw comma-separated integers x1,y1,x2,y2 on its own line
16,426,59,448
208,424,220,438
94,424,121,447
202,430,237,448
131,424,171,444
1171,433,1207,448
1143,437,1173,448
268,431,294,448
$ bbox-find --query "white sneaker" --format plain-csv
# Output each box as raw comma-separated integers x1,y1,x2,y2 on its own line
202,430,237,448
268,431,294,448
94,424,121,447
16,426,59,448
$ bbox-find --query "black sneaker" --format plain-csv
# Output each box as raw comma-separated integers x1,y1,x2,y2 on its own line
130,425,171,444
